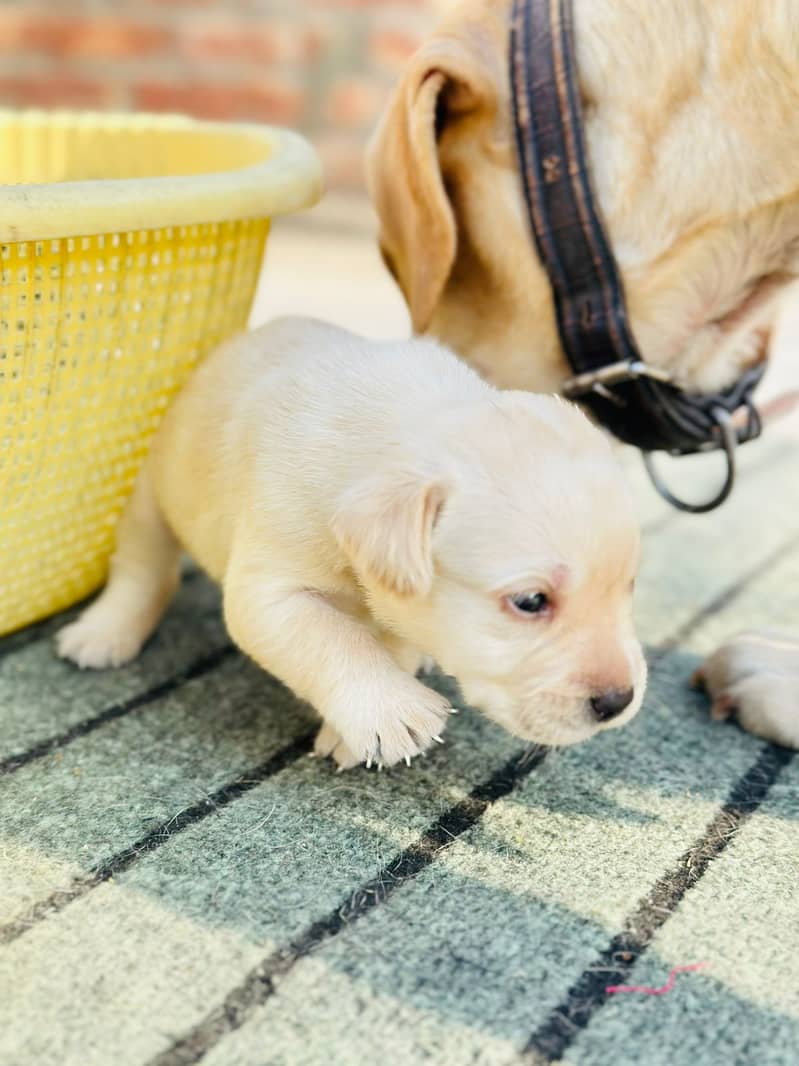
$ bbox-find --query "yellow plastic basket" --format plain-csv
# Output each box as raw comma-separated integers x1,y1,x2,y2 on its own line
0,109,322,635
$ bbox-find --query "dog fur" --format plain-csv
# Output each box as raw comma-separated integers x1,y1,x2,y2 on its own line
368,0,799,745
693,633,799,750
56,318,645,768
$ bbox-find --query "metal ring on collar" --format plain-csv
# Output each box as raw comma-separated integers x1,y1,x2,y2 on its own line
562,360,672,399
641,407,738,515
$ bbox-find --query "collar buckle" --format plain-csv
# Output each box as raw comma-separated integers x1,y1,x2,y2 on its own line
561,360,673,400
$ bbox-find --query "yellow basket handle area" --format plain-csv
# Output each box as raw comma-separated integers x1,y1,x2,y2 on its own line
0,110,324,243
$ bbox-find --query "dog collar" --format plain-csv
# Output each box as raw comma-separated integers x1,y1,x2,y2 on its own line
509,0,764,513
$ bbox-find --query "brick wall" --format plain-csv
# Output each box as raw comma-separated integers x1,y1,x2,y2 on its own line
0,0,442,191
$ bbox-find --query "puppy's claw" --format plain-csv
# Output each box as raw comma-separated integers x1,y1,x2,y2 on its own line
365,756,373,770
404,755,412,767
336,764,347,774
432,734,445,745
449,708,458,715
377,762,384,772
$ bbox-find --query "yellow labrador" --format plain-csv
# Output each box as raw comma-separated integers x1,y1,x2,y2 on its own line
57,318,646,768
368,0,799,746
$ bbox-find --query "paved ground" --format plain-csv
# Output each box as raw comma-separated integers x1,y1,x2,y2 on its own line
1,203,798,1066
253,195,410,339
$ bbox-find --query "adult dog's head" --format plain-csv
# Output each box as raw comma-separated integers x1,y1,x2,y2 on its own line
368,0,799,395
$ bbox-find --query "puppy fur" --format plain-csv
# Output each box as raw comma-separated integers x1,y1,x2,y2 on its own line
368,0,799,745
57,318,646,768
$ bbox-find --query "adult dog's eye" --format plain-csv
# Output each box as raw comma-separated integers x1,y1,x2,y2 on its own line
507,591,550,616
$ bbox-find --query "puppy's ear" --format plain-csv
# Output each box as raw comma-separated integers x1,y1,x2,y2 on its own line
367,35,494,333
332,470,447,598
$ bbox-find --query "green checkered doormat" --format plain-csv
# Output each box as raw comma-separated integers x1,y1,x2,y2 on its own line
2,431,798,1066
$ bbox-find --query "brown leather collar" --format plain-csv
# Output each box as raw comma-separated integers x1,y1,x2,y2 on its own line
509,0,763,512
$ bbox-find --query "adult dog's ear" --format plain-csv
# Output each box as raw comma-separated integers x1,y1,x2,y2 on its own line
367,35,495,333
332,469,447,598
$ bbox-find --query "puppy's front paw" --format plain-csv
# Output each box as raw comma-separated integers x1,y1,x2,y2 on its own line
313,722,361,771
693,633,799,749
329,680,452,769
56,610,144,670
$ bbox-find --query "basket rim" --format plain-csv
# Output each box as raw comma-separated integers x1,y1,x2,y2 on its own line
0,109,324,243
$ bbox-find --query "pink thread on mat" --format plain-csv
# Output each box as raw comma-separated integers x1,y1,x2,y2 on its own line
606,962,709,996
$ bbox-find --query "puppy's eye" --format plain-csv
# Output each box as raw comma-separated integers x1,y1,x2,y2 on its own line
506,591,550,616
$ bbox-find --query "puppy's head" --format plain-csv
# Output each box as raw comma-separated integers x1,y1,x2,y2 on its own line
332,394,646,746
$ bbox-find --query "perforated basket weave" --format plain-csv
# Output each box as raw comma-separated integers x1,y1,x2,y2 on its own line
0,110,322,635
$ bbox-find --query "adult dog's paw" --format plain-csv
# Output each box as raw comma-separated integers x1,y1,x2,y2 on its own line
692,632,799,749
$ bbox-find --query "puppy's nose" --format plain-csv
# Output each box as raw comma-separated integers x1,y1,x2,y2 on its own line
590,687,634,722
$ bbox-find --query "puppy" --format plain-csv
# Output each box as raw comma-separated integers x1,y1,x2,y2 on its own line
56,318,646,769
692,633,799,750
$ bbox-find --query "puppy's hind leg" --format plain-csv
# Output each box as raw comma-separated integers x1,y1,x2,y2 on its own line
57,461,181,669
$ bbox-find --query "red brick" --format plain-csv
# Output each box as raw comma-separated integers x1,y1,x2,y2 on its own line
0,1,435,191
0,74,114,110
133,80,309,126
0,10,24,49
179,22,319,66
73,21,172,59
0,12,171,59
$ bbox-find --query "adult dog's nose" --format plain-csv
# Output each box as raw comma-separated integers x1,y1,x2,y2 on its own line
590,687,634,722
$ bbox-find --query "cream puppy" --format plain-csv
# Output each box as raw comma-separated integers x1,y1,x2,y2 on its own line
56,318,646,768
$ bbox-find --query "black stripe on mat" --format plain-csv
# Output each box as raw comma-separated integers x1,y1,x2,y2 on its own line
523,742,795,1063
148,744,549,1066
0,729,316,946
0,644,235,776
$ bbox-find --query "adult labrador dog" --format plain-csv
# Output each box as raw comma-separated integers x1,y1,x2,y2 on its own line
368,0,799,747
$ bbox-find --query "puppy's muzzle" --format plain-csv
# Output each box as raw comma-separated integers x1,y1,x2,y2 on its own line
589,687,635,723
